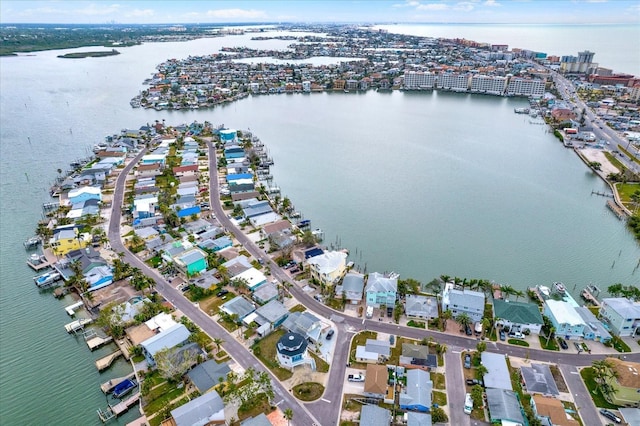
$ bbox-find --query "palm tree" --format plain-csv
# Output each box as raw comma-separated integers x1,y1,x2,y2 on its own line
283,408,293,426
456,313,472,331
435,343,447,355
439,275,451,285
500,284,516,300
213,337,224,354
546,326,556,345
513,289,525,302
440,309,453,331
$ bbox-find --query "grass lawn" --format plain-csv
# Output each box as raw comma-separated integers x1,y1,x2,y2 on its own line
580,367,619,409
200,292,236,316
309,351,330,373
433,390,447,406
144,385,185,418
342,394,362,411
470,406,485,421
431,372,446,390
326,298,344,311
618,144,640,166
407,320,426,329
289,303,306,313
508,339,529,347
349,331,377,366
604,152,624,173
539,335,559,351
292,382,325,401
237,393,273,420
612,336,631,353
218,317,239,332
251,329,293,381
615,182,640,209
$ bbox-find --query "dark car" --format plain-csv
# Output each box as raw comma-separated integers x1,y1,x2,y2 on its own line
466,378,484,387
326,329,334,340
464,353,472,369
387,307,393,317
557,337,568,350
216,289,229,297
499,330,506,341
465,324,473,336
600,409,621,423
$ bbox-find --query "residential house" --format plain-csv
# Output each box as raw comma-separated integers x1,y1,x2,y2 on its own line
339,272,365,304
241,413,272,426
255,299,289,330
133,194,158,219
405,295,438,319
307,251,348,287
364,364,390,399
222,255,253,277
189,269,220,290
210,236,233,252
574,306,612,343
50,228,91,256
365,272,398,308
173,164,199,178
481,352,513,391
276,332,309,369
134,226,159,242
220,296,256,322
604,357,640,406
356,339,391,364
486,388,525,425
140,323,191,366
67,186,102,205
186,360,231,393
252,281,279,305
544,300,586,340
619,408,640,426
282,311,323,343
260,220,291,239
175,204,201,219
360,405,392,426
399,343,437,371
399,369,433,412
405,412,433,426
493,299,544,335
600,297,640,337
170,390,225,426
126,312,177,346
135,163,162,178
67,199,100,220
173,248,208,277
183,219,212,235
441,282,485,323
233,267,267,291
521,363,560,396
531,395,579,426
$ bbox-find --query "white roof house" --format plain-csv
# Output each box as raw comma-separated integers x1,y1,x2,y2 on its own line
481,352,513,391
544,299,587,339
145,312,177,333
233,267,268,291
307,251,348,286
600,297,640,337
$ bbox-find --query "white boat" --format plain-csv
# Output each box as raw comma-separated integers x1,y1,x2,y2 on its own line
34,271,61,287
24,237,40,249
553,282,566,294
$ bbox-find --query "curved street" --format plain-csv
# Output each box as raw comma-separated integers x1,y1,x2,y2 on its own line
106,138,639,426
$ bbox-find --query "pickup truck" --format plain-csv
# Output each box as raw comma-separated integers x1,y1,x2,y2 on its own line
348,374,365,382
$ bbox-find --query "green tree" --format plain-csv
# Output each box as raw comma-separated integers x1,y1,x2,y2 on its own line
455,312,472,331
213,337,224,353
546,326,556,346
476,341,487,353
283,408,293,426
476,364,488,379
155,346,198,382
440,309,453,331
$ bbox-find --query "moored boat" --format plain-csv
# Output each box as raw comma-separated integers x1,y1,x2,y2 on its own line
34,271,61,287
111,379,137,399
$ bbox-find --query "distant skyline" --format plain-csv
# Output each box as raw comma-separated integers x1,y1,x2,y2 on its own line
1,0,639,25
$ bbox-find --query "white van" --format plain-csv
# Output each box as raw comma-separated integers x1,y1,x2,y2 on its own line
464,393,473,414
366,306,373,318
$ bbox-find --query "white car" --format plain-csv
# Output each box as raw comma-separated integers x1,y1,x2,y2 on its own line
509,331,524,339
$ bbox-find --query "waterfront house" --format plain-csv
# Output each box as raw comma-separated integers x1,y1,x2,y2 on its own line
600,297,640,337
220,296,256,322
186,360,231,393
441,282,485,323
281,311,323,343
365,272,398,308
531,395,579,426
360,405,392,426
493,299,544,335
50,228,91,256
486,388,525,425
405,295,438,319
543,300,586,340
399,343,437,371
399,369,433,413
521,363,560,396
482,352,513,391
173,248,207,277
276,332,309,370
170,390,225,426
364,364,390,399
338,272,365,304
306,250,348,287
574,306,612,343
66,199,100,220
603,357,640,406
140,323,191,366
260,220,291,239
67,186,102,205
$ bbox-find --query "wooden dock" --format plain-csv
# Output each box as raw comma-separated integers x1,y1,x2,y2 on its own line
581,287,601,307
101,372,135,393
95,350,122,371
26,248,58,271
87,334,113,351
64,318,93,333
607,200,627,220
97,392,140,422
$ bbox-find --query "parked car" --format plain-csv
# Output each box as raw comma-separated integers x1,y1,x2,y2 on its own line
348,374,365,382
499,330,506,341
466,378,484,387
465,325,473,336
599,409,621,423
464,353,472,369
557,337,568,350
387,306,393,317
216,289,229,297
326,329,334,340
574,342,583,353
509,331,524,339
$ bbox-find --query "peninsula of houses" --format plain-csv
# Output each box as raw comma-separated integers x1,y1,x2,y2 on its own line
26,119,640,426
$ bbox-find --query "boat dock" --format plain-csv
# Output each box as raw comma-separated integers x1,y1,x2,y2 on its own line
26,248,57,271
95,350,122,371
581,286,601,307
65,300,84,316
97,392,140,422
64,318,93,333
85,329,114,350
101,372,135,393
607,200,627,220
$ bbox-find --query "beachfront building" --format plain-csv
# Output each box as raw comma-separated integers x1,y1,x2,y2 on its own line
506,76,546,98
441,282,485,323
276,332,309,369
470,75,507,95
49,228,92,256
365,272,398,308
599,297,640,337
140,323,191,366
307,250,348,287
438,72,470,92
603,357,640,406
399,369,433,412
543,300,586,340
493,299,544,335
67,186,102,205
403,71,437,89
170,390,225,426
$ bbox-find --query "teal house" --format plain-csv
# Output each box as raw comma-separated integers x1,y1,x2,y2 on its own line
174,248,208,277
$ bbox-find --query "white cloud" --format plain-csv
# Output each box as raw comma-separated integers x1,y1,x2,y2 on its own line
204,8,267,20
416,3,450,11
454,2,475,12
484,0,500,6
126,9,155,18
74,3,123,16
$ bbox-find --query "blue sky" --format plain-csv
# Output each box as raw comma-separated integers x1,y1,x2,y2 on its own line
1,1,639,24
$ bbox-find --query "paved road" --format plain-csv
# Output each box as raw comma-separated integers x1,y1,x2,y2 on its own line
559,363,607,426
445,347,470,426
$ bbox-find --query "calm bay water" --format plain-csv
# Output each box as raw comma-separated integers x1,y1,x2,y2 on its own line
0,26,638,424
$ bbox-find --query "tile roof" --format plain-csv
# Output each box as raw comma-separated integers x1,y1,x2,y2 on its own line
493,299,543,325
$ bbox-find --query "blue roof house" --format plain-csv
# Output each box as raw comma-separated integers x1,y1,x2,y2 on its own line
400,369,433,412
176,205,201,218
211,236,233,251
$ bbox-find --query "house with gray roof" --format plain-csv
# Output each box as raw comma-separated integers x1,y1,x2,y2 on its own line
356,339,391,363
360,404,391,426
341,272,365,303
441,282,485,323
220,296,256,322
406,412,432,426
189,269,220,290
481,352,513,391
170,390,225,426
399,369,433,412
222,255,253,277
255,299,289,328
282,311,323,343
486,388,525,425
186,360,231,393
521,363,559,396
241,413,271,426
140,323,191,366
493,299,544,334
400,343,437,371
365,272,398,308
198,227,224,242
575,306,612,343
600,297,640,337
252,281,279,304
405,295,438,319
